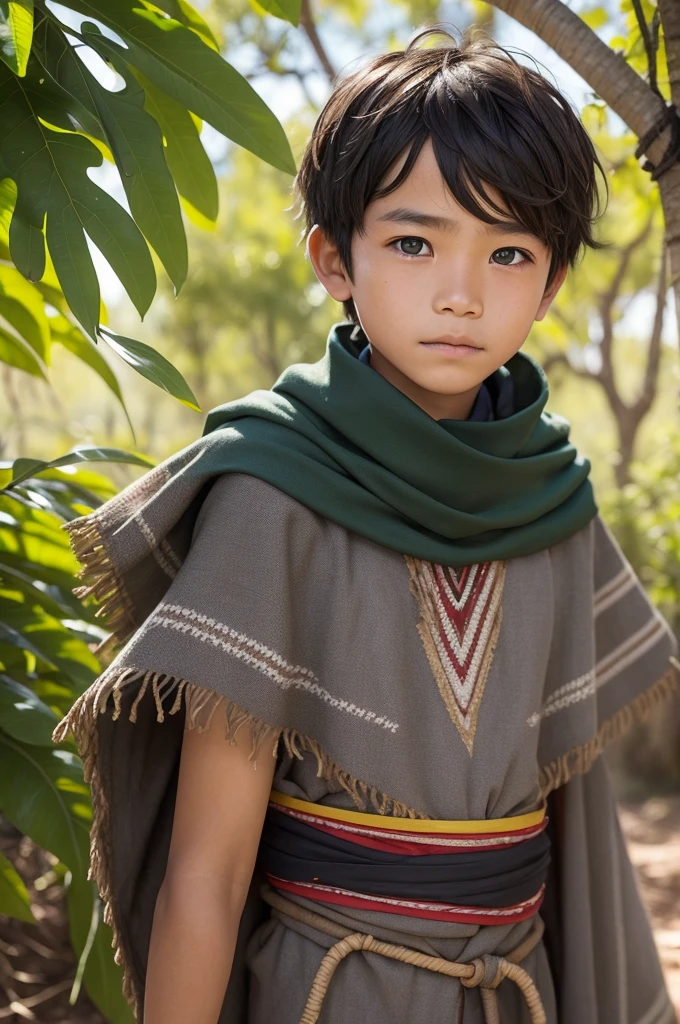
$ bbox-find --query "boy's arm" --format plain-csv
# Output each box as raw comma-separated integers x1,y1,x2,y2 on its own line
143,711,276,1024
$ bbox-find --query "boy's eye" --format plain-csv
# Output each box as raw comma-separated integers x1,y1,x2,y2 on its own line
395,237,431,257
492,247,531,267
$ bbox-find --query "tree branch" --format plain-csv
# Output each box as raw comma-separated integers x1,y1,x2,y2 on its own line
487,0,671,171
634,241,667,419
630,0,664,100
299,0,335,84
541,350,593,380
657,0,680,109
597,217,655,410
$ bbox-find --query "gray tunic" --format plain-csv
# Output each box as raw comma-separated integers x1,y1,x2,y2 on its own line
52,349,679,1023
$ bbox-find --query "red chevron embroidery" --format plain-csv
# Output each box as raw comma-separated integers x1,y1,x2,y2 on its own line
405,556,506,754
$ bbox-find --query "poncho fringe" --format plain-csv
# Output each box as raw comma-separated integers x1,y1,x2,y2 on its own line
61,496,680,806
66,513,138,654
537,659,680,799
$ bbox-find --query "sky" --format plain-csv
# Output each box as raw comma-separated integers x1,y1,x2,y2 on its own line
44,0,678,347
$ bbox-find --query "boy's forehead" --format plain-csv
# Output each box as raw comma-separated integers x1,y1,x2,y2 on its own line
366,139,537,240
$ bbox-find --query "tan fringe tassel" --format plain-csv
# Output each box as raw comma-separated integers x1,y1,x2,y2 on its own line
537,657,680,800
51,668,428,1014
61,513,137,653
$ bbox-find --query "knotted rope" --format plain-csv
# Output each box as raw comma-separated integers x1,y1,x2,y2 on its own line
261,884,547,1024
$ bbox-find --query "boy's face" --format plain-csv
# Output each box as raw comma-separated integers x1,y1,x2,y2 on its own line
308,138,567,421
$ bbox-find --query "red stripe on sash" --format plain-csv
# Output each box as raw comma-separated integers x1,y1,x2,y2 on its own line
270,802,548,857
267,875,546,925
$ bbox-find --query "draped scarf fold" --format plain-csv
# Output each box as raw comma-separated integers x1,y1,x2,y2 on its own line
196,320,598,566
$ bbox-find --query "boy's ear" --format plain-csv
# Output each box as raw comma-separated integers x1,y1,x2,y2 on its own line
534,263,568,322
306,225,353,303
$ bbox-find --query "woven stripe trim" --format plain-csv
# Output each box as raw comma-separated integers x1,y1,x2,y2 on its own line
269,790,546,834
267,875,546,921
149,603,400,734
272,805,548,851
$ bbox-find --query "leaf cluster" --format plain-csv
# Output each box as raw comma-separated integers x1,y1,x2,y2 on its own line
0,0,297,418
0,450,156,1020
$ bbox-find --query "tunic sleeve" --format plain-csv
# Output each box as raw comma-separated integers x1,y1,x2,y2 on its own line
534,513,679,798
541,755,676,1024
536,515,679,1023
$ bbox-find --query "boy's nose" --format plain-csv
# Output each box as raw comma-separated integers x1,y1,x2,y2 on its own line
432,272,483,318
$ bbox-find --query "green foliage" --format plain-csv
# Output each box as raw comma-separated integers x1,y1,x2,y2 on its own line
99,326,200,411
249,0,301,27
0,848,36,923
0,1,34,77
601,428,680,632
0,0,296,409
0,458,145,1019
127,129,336,450
609,0,668,99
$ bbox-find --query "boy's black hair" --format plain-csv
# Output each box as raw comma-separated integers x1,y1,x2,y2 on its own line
294,25,610,322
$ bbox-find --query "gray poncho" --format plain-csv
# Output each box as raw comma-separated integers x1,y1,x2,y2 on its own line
53,470,679,1024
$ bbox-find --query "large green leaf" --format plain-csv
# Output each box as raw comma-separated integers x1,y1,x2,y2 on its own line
0,0,34,76
0,733,131,1020
20,464,118,503
135,68,218,224
8,204,46,283
0,263,51,362
0,63,157,337
0,560,72,618
0,323,46,375
249,0,301,27
6,444,155,488
29,44,106,143
0,175,16,259
0,673,60,745
0,537,78,591
0,619,58,667
0,850,35,923
0,736,89,872
66,876,136,1023
57,0,296,175
144,0,220,50
40,18,181,295
1,602,99,689
101,326,200,410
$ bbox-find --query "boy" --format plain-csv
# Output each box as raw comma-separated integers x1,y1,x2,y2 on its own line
53,26,680,1024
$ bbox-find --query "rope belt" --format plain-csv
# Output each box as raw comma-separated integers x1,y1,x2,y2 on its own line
261,883,547,1024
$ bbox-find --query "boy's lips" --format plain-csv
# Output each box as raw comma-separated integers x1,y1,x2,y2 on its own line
420,337,484,356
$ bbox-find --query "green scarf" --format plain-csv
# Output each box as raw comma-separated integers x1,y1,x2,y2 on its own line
200,321,597,566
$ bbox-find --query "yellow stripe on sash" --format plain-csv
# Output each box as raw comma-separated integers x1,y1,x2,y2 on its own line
269,790,546,834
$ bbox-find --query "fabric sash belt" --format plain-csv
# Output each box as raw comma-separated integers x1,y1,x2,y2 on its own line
261,884,548,1024
259,792,550,926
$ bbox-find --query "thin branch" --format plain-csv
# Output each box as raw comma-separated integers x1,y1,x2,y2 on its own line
487,0,670,168
598,217,655,407
299,0,335,83
630,0,664,100
634,242,667,418
541,351,593,380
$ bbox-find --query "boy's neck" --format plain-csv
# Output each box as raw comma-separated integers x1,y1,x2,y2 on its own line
367,345,484,421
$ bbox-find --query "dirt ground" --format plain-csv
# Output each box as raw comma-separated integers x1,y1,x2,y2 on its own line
618,795,680,1014
1,797,680,1021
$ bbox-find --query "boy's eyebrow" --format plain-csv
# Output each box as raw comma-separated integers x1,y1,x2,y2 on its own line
376,207,536,238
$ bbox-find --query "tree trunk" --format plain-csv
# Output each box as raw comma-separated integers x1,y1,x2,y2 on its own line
487,0,680,336
657,0,680,328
